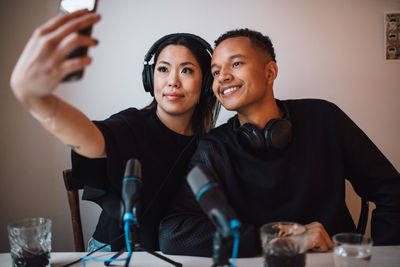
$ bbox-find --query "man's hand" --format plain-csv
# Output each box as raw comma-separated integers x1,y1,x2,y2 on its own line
305,222,333,252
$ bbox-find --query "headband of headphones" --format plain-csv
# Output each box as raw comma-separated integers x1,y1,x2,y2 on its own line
142,33,213,96
232,100,291,130
144,33,213,64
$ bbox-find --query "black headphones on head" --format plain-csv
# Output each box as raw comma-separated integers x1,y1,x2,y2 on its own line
142,33,214,98
233,100,292,155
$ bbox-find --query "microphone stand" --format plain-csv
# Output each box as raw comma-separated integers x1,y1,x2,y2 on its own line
104,224,182,267
133,243,183,267
212,231,231,267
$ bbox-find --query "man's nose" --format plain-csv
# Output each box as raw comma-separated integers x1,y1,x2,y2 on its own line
218,69,233,82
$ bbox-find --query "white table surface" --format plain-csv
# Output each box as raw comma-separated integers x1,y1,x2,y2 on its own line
1,246,399,266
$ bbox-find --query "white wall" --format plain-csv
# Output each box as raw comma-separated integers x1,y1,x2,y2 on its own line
1,0,399,252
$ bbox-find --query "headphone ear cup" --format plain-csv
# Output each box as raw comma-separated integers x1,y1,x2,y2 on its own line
142,64,154,96
263,119,292,152
236,123,266,153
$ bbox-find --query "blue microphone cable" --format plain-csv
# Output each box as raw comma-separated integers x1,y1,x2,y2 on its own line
81,215,136,267
230,220,240,267
60,233,125,267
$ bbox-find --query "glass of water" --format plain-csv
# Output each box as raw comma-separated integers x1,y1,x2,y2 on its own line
333,233,372,267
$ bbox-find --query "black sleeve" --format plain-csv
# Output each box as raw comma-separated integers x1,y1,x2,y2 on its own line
93,112,140,191
159,181,214,256
71,110,141,221
332,102,400,245
159,140,261,257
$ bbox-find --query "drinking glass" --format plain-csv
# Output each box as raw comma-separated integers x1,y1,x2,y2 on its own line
260,222,308,267
333,233,372,267
8,217,52,267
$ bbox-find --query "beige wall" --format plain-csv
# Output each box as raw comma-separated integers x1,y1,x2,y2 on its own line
1,0,399,251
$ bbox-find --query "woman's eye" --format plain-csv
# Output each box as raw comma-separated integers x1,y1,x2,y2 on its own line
213,70,220,77
157,66,168,72
181,68,194,74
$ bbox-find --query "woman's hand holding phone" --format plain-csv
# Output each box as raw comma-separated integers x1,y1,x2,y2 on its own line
10,9,100,106
10,7,105,160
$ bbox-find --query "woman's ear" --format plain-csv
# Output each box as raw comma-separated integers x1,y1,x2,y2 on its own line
266,61,278,85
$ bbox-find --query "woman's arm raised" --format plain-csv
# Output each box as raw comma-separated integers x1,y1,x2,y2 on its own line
10,9,105,158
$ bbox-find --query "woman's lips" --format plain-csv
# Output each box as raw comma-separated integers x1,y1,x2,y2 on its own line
164,92,184,100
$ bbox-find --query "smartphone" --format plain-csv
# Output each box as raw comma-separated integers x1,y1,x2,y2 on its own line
58,0,98,82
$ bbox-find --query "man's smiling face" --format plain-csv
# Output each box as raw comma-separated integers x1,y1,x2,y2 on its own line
211,36,272,113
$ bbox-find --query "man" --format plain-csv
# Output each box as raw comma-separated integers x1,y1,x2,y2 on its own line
159,29,400,257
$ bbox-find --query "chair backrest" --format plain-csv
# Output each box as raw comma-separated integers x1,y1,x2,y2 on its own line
356,198,369,235
63,169,85,252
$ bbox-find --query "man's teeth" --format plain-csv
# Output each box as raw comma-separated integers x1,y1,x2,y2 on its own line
222,86,240,95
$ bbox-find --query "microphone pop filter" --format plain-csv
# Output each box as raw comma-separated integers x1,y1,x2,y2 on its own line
124,159,142,179
187,166,211,196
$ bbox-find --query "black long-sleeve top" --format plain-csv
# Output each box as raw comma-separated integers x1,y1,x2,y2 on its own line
159,99,400,257
71,107,197,251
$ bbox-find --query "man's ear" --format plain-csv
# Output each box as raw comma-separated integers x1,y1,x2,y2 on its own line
266,61,278,84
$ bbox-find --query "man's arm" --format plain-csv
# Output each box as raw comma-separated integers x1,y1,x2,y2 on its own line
159,182,215,256
333,102,400,245
159,180,262,257
159,140,262,257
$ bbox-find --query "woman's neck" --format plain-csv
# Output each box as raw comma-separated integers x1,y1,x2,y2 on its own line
156,108,194,136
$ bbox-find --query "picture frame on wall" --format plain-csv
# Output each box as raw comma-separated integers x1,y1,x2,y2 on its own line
385,11,400,61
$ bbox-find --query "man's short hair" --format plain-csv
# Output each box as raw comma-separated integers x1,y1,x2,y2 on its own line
214,28,276,62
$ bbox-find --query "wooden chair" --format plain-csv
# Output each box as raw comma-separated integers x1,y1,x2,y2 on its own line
63,169,85,252
357,198,369,235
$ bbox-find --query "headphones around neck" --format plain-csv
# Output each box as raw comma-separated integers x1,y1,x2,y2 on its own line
233,100,292,155
142,33,214,98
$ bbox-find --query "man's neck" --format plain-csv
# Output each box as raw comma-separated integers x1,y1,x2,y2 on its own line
237,98,282,130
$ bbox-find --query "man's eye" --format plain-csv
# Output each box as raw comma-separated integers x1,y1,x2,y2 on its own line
181,68,194,74
157,66,167,72
213,70,220,77
233,62,241,67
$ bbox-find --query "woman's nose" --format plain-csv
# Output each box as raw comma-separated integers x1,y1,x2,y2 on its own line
168,71,180,88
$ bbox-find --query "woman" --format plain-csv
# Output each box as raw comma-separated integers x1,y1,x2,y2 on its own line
10,9,220,251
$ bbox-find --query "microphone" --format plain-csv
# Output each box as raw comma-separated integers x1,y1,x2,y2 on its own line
122,158,143,224
186,166,240,238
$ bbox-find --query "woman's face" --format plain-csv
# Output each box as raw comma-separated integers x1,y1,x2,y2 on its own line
153,45,203,120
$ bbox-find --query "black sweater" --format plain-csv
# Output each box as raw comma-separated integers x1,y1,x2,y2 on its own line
159,99,400,257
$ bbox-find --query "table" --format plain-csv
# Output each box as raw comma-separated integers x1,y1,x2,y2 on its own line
1,246,399,266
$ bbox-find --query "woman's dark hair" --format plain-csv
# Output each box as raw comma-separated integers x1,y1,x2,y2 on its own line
144,34,220,136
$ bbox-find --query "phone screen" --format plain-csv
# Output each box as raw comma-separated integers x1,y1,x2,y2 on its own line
59,0,97,13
